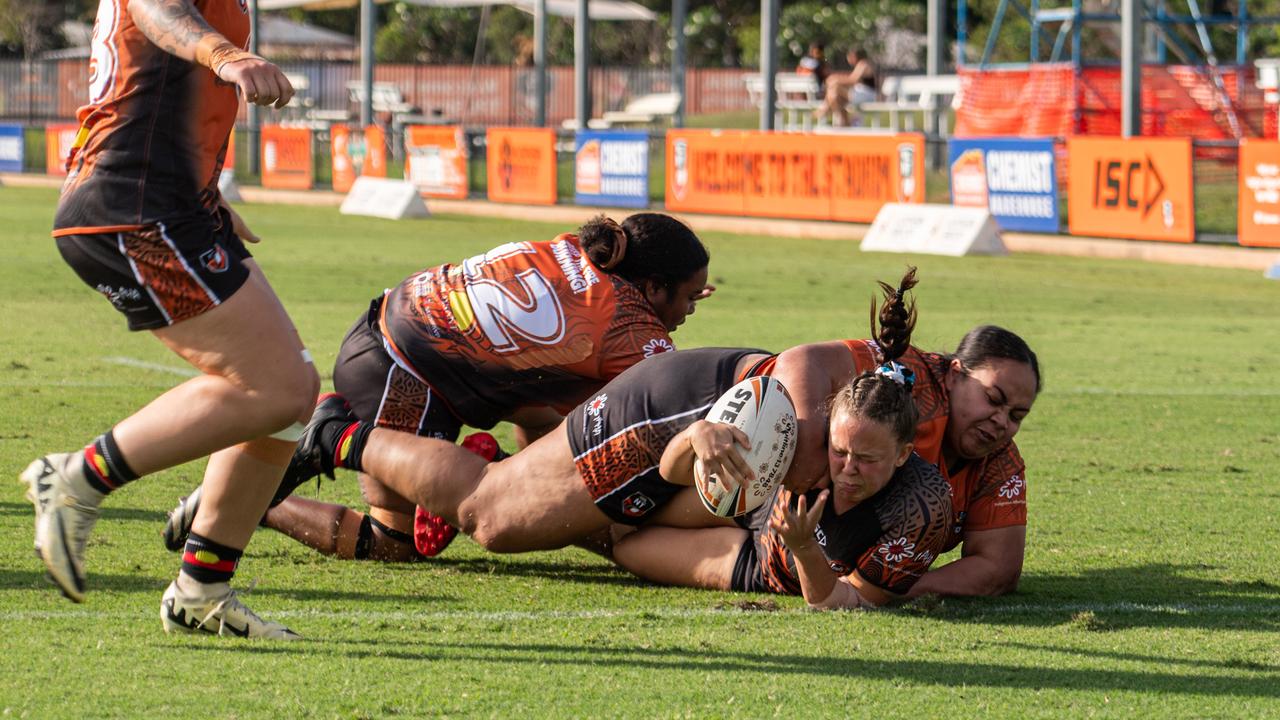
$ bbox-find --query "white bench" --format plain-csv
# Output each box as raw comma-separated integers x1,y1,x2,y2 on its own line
561,92,681,130
743,73,823,131
857,74,961,135
346,81,417,116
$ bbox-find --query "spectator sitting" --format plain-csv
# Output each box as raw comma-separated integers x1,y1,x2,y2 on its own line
813,47,878,127
795,42,831,94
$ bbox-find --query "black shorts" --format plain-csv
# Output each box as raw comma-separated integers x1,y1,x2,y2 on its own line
54,208,252,331
332,297,464,440
564,347,765,525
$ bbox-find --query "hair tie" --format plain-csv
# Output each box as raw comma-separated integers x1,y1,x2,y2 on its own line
874,361,915,389
599,218,628,270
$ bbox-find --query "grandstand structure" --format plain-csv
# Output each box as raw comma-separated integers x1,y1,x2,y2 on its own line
953,0,1279,142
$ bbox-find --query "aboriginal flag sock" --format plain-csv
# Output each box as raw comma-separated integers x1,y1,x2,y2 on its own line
181,533,243,584
81,430,139,495
330,421,374,474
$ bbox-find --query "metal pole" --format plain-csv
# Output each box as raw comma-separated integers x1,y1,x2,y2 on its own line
671,0,687,128
360,0,374,128
927,0,944,168
759,0,778,131
1121,0,1141,137
575,0,589,129
535,0,547,127
247,0,260,177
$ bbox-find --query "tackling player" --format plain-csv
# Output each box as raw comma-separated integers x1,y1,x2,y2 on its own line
21,0,315,639
163,213,713,561
613,269,955,608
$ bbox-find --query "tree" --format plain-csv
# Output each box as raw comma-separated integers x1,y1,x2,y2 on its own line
0,0,92,59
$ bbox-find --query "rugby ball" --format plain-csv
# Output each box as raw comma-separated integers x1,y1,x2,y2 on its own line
694,376,797,517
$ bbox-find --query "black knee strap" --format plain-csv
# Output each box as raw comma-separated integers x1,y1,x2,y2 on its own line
353,515,374,560
368,515,415,546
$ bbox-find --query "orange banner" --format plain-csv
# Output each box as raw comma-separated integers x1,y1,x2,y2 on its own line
665,130,925,222
486,127,557,205
45,124,80,176
331,125,388,193
261,126,313,190
1067,136,1194,243
405,125,468,199
1238,139,1280,248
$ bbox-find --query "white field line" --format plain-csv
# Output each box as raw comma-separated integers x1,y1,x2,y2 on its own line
0,602,1276,623
102,356,200,378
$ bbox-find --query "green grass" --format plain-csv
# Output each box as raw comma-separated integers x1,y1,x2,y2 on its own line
2,185,1279,718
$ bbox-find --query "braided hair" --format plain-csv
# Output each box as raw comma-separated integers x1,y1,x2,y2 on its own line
828,267,920,445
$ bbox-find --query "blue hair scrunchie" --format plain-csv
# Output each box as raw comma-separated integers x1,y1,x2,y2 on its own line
874,361,915,389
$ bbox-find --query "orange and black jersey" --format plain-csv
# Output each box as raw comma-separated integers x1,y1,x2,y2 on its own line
53,0,248,235
379,236,676,429
749,453,952,596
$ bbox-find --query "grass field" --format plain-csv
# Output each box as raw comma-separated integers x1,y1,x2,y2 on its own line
1,185,1278,718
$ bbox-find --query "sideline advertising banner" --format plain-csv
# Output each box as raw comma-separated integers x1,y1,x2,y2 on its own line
664,130,924,222
332,125,387,194
486,127,557,205
1238,139,1280,248
949,137,1059,233
45,124,80,176
1067,136,1194,243
0,124,23,173
575,131,650,208
261,126,313,190
405,125,468,199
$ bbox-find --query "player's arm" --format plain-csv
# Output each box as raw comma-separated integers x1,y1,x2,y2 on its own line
659,420,752,488
773,490,886,609
769,342,854,492
128,0,293,108
906,525,1025,597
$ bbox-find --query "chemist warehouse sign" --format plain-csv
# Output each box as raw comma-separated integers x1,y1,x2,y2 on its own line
575,131,650,208
949,137,1059,233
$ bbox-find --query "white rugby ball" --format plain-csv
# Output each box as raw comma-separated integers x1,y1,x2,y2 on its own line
694,376,798,517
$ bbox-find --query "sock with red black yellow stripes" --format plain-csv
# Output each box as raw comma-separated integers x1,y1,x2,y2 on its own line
330,421,375,474
181,533,243,585
81,429,139,495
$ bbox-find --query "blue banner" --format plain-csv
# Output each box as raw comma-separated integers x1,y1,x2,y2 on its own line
574,131,649,208
948,137,1059,233
0,124,23,173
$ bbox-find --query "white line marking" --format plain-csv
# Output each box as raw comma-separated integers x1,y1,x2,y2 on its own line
1,602,1275,623
103,356,199,378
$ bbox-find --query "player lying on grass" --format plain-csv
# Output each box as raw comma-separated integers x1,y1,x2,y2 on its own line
612,269,954,608
23,0,314,639
163,213,713,561
734,323,1041,597
186,270,926,564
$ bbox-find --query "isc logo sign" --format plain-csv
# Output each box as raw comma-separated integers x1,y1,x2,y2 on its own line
1067,137,1195,243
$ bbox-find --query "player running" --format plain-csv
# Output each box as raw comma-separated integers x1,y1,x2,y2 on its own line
163,213,713,561
613,269,955,608
22,0,313,639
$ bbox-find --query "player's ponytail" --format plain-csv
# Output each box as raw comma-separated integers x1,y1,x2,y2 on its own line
829,266,920,445
577,213,709,293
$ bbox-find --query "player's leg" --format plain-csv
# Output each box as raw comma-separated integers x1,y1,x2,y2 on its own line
644,486,740,529
613,526,746,590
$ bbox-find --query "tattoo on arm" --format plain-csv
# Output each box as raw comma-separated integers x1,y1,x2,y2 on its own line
128,0,223,62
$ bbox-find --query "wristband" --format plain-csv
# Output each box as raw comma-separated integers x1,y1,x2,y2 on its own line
195,35,260,78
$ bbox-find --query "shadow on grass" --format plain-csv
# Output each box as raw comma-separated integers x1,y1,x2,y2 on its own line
0,501,165,524
425,556,640,588
173,637,1280,699
900,562,1280,631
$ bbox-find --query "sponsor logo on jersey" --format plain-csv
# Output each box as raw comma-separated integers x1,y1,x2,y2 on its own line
95,284,142,309
998,474,1024,499
621,491,654,517
878,536,916,564
586,393,607,436
199,245,229,273
642,338,674,357
814,526,827,547
914,549,935,566
550,239,599,294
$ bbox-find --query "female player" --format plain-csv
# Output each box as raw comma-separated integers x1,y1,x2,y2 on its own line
753,324,1041,597
613,270,954,608
164,213,713,560
23,0,313,639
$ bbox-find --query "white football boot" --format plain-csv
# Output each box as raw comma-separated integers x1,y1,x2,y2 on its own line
161,486,202,552
20,453,103,603
161,579,301,640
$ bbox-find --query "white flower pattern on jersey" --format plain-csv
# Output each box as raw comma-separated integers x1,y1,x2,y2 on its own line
998,475,1024,499
642,338,675,357
878,537,916,564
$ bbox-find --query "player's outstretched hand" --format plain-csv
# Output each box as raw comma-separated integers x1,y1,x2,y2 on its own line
218,57,294,109
773,489,828,551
